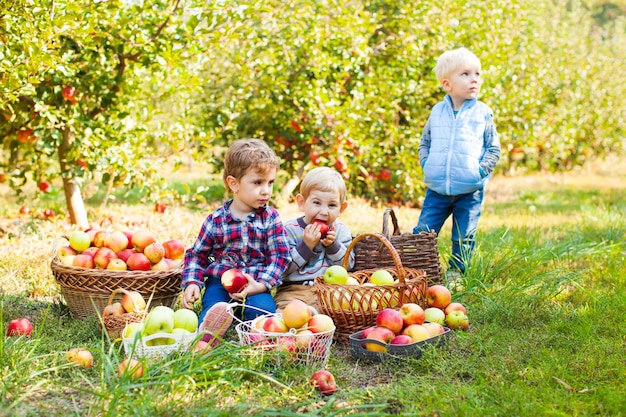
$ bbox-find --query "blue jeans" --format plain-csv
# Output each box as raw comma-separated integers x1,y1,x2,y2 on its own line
199,277,276,323
413,188,484,273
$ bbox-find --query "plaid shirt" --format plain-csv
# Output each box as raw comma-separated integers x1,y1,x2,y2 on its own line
181,199,291,291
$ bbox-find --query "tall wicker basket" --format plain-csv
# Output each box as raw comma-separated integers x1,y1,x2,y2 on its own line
315,233,429,343
352,208,442,284
51,257,181,320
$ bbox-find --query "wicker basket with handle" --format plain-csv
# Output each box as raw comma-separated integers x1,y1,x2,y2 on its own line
351,208,442,283
314,233,428,343
101,288,149,339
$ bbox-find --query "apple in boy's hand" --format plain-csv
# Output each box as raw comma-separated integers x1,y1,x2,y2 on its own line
311,370,337,395
7,318,33,337
312,219,329,238
221,269,248,293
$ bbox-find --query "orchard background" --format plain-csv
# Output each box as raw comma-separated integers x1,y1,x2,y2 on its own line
1,0,625,228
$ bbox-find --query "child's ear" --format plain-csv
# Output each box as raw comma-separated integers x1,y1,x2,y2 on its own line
226,175,238,193
339,201,348,214
295,194,306,211
441,79,451,91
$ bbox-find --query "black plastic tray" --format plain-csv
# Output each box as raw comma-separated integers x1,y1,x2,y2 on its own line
348,325,452,362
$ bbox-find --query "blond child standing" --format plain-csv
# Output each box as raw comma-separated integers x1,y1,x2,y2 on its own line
275,167,355,311
181,138,291,345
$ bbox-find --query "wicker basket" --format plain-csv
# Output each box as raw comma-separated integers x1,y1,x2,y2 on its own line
51,255,181,320
101,288,148,339
315,233,428,343
352,208,442,284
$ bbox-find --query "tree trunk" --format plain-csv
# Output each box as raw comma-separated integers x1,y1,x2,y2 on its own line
275,162,306,209
58,128,89,229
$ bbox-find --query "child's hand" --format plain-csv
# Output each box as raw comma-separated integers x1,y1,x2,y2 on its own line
182,284,200,309
320,229,337,247
229,273,266,300
302,223,323,250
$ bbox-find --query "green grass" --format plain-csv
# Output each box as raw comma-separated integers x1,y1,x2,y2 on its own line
1,168,625,416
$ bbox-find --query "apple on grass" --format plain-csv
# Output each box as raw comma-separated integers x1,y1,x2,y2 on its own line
282,299,312,329
424,307,446,326
312,219,329,238
66,348,93,369
399,303,425,327
173,308,198,333
311,370,337,396
426,284,452,309
118,358,144,379
323,265,349,285
376,308,404,334
7,318,33,337
221,268,248,293
121,291,146,313
192,340,212,355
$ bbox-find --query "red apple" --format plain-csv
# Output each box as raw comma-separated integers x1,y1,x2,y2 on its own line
390,334,414,345
311,370,337,396
426,285,452,309
17,129,36,143
151,259,169,271
192,340,212,355
312,219,329,238
399,303,425,327
117,358,143,379
72,254,95,269
422,322,445,337
122,230,134,249
163,239,185,260
7,318,33,337
66,348,93,368
92,231,109,248
116,248,137,263
131,229,156,253
444,302,467,316
57,245,77,259
121,291,146,313
81,246,99,258
143,242,165,264
282,299,311,329
307,314,335,333
126,253,152,271
360,326,376,339
43,208,55,219
104,230,130,253
0,173,6,183
38,180,51,193
363,326,395,352
93,247,118,269
402,324,431,342
376,308,404,334
102,302,125,318
62,86,78,104
263,316,289,333
221,268,248,293
154,202,167,214
445,310,469,330
19,206,31,216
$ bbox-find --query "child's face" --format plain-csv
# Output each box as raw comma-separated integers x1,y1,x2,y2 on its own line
297,189,347,226
442,63,482,103
227,167,277,214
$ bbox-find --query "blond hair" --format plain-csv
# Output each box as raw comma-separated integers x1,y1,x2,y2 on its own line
223,139,280,192
300,167,347,202
434,47,481,82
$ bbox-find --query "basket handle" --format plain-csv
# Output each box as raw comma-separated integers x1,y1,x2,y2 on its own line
381,208,401,237
105,287,155,312
342,233,407,282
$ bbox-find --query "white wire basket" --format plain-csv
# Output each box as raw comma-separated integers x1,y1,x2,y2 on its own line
235,312,335,369
123,330,198,359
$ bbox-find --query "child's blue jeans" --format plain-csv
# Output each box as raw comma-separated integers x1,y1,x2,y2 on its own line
413,188,484,273
199,276,276,323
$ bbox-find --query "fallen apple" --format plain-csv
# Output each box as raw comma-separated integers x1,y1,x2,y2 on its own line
66,348,93,369
445,310,469,330
7,318,33,337
311,370,337,395
117,358,144,379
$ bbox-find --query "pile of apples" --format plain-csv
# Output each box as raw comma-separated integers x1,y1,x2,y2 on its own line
122,304,199,347
423,284,469,331
57,227,185,271
244,299,336,359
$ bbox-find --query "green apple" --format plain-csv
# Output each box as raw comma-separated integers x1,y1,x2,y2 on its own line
173,308,198,333
69,230,92,252
123,322,144,340
369,269,395,285
346,276,360,285
323,265,349,285
142,306,174,335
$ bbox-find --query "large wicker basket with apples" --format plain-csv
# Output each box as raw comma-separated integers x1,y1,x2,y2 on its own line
314,233,428,343
50,228,185,320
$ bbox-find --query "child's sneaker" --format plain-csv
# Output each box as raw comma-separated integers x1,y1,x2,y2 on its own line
199,302,233,347
444,269,464,291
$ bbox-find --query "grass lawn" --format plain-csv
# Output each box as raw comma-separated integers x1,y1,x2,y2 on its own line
1,162,625,416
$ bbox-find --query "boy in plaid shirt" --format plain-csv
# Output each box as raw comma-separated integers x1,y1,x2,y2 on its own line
181,139,291,345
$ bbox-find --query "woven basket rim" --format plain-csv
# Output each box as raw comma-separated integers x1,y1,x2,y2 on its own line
51,257,182,279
